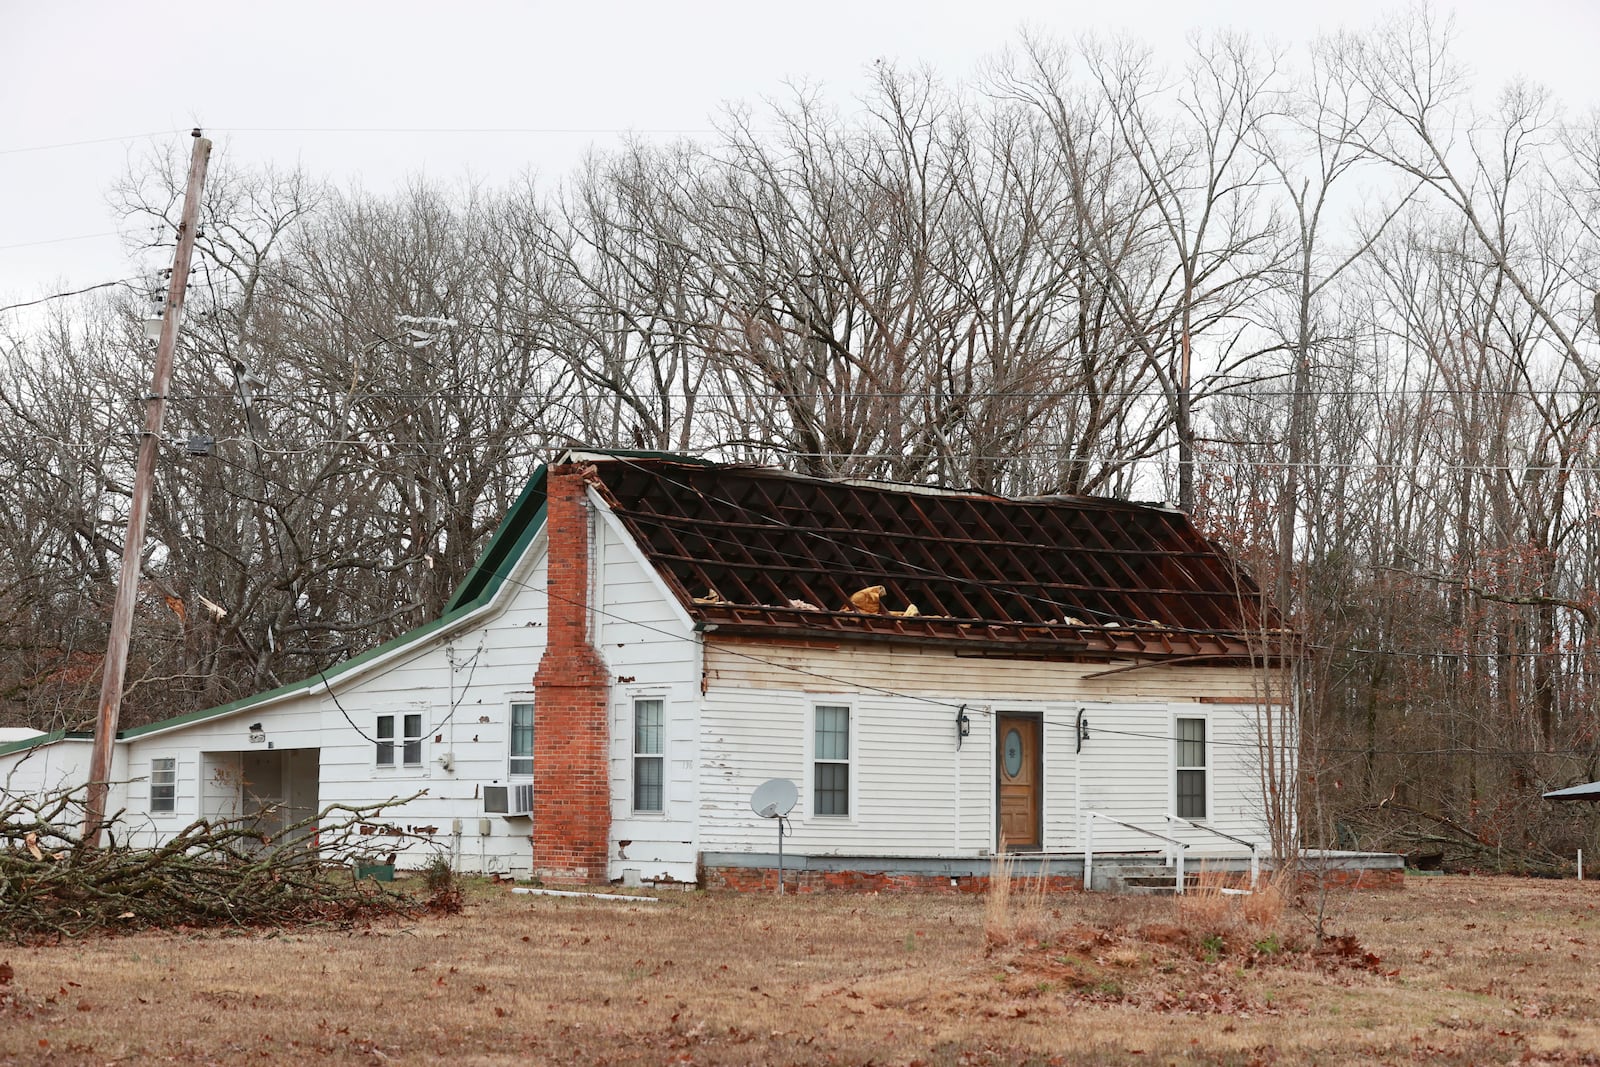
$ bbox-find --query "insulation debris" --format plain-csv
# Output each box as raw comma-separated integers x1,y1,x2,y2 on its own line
846,585,888,613
787,598,821,611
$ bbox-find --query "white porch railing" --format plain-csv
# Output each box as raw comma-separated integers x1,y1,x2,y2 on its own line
1083,811,1188,894
1164,814,1261,889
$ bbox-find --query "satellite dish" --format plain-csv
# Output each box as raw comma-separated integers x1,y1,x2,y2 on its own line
749,778,798,895
750,778,798,820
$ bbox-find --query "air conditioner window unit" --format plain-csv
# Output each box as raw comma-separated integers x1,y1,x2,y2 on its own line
484,783,534,816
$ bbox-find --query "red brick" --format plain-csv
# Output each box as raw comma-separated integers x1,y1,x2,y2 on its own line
531,465,611,884
700,866,1085,895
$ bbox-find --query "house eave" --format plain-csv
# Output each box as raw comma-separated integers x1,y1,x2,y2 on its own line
702,624,1273,663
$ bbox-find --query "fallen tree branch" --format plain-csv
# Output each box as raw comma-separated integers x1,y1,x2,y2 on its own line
1,783,436,942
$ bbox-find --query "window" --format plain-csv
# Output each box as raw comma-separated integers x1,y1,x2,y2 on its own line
509,702,534,777
403,713,424,767
376,713,425,768
376,715,395,766
150,757,176,813
633,698,665,812
1176,717,1207,819
814,704,850,816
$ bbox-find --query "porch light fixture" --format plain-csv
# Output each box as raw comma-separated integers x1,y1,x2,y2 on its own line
955,705,971,750
1076,708,1090,753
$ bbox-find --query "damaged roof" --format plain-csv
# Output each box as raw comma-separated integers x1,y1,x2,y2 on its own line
581,454,1283,661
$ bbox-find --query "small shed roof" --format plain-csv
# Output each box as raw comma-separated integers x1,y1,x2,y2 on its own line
1543,781,1600,802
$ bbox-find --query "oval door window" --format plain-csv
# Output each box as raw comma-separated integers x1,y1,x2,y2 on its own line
1003,728,1024,776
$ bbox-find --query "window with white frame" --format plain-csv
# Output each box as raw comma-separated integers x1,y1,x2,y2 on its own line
376,713,425,768
632,697,664,812
1175,717,1207,819
150,756,176,813
509,702,534,777
813,704,851,816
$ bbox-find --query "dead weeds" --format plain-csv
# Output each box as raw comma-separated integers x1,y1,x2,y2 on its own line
1,875,1599,1065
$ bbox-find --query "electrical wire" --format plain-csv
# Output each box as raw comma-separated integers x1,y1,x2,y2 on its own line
0,231,125,252
145,383,1600,403
0,278,139,315
35,429,1600,477
0,132,184,155
27,273,1600,672
26,431,1600,663
471,540,1595,762
3,117,1588,157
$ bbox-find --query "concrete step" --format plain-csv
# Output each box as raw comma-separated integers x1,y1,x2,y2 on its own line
1123,873,1191,889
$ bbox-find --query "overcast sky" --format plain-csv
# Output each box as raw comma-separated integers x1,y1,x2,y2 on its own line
3,0,1597,314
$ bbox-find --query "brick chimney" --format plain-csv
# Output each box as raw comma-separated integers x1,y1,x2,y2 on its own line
531,463,612,883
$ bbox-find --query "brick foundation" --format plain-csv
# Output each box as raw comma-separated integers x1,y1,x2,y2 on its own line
531,464,611,884
702,866,1085,894
703,864,1405,894
1301,866,1405,891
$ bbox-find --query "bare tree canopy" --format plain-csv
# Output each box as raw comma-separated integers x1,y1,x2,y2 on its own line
4,13,1600,870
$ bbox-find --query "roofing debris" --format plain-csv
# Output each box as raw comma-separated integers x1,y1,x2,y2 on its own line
582,456,1286,662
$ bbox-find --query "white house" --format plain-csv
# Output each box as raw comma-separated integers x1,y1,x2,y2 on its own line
1,451,1323,888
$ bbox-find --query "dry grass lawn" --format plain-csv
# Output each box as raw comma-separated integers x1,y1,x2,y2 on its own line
4,874,1600,1065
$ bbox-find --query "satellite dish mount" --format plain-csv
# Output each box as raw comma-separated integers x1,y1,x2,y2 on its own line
749,778,799,895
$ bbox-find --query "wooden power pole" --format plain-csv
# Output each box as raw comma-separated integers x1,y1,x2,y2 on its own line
84,130,213,847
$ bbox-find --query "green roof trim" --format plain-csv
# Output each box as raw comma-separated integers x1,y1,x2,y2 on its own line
445,465,549,612
0,729,71,759
0,464,556,757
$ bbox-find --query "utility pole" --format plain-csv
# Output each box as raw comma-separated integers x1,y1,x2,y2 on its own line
84,130,212,847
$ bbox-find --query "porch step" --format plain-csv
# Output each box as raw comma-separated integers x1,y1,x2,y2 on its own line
1122,870,1195,894
1089,862,1189,893
1124,872,1188,887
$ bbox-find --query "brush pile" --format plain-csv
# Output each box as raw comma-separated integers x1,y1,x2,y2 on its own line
1,785,429,942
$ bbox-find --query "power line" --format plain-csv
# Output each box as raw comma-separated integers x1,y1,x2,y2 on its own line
0,132,186,155
503,560,1594,761
33,428,1600,476
6,118,1592,156
0,232,123,253
143,383,1600,402
0,279,138,315
220,126,742,136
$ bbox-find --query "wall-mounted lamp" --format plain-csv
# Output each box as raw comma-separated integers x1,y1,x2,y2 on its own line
248,722,266,744
956,705,971,750
1075,708,1090,753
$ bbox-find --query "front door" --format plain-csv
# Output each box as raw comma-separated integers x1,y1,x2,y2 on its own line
996,715,1042,850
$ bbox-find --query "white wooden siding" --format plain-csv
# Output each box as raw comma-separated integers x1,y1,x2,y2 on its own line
64,533,560,873
594,504,700,883
0,739,93,810
700,641,1284,857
